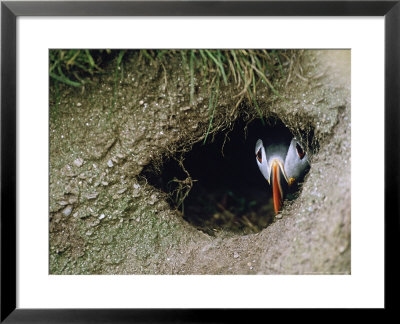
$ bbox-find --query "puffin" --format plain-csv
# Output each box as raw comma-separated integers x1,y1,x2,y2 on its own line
255,137,310,214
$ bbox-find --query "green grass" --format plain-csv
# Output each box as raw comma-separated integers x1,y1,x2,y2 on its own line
111,50,126,111
49,49,114,87
203,77,220,145
50,49,289,140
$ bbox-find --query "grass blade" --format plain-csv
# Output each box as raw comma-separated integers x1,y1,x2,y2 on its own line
190,50,195,105
50,72,82,87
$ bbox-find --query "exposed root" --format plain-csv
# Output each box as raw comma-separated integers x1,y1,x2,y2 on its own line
168,154,198,212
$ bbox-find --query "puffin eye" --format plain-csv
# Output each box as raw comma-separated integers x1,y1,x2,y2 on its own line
256,149,262,163
296,142,306,160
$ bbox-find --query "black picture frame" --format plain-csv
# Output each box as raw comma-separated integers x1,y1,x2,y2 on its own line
1,0,398,322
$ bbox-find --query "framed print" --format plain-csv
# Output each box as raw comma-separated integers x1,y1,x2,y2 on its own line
1,0,398,321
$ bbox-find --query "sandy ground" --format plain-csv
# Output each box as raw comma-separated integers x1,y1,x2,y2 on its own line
49,50,350,274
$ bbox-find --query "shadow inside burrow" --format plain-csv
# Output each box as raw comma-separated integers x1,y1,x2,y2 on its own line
141,118,310,236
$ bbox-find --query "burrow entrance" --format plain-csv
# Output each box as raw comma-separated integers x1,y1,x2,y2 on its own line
142,118,312,236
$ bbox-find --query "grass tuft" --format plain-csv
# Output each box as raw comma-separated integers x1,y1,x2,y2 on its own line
50,49,290,135
49,49,112,87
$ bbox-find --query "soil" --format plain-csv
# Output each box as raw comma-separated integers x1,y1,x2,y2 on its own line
49,50,351,274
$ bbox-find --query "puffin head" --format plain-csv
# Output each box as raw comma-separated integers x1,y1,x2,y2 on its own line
255,138,310,214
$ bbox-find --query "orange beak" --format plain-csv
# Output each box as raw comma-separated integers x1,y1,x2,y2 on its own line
271,160,285,214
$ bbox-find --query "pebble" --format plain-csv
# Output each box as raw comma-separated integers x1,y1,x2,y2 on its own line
90,219,100,227
107,160,114,168
148,194,157,205
99,214,105,220
233,252,239,259
86,193,98,200
133,183,140,189
62,206,73,217
73,158,84,167
68,197,77,204
275,214,283,219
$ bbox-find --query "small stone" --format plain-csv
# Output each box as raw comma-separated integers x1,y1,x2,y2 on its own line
275,214,283,219
133,183,140,189
86,193,98,200
99,214,105,220
73,158,84,167
233,252,239,259
76,102,82,107
58,201,68,206
68,197,77,204
90,219,100,227
117,188,127,194
62,206,73,217
148,194,157,205
107,160,114,168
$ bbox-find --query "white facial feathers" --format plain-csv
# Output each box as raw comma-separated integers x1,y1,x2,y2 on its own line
255,139,270,184
284,139,309,182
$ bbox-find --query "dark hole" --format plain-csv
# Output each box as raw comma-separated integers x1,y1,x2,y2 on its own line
142,118,303,236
